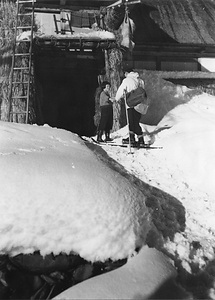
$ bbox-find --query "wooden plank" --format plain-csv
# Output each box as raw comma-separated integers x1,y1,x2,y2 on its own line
35,0,114,4
34,36,116,51
133,44,215,58
133,52,215,59
32,0,116,9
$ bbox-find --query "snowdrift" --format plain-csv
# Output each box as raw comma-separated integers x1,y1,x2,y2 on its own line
155,93,215,197
138,70,202,125
0,121,150,262
55,246,190,300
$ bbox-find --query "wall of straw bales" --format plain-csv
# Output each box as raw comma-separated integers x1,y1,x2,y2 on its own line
0,0,16,121
0,56,11,121
0,0,36,123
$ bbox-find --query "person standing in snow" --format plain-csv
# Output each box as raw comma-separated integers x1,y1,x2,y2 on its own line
97,81,114,142
115,68,145,146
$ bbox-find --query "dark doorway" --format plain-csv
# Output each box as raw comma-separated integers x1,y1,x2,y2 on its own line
34,50,104,136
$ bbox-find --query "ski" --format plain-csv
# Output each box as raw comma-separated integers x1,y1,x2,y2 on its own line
91,137,114,145
106,143,162,149
91,138,162,149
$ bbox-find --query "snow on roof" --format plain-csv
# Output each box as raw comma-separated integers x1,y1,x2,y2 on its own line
41,30,115,40
17,30,115,42
0,121,149,262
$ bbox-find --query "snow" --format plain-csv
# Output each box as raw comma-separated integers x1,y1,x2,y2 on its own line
155,95,215,197
17,29,115,42
0,121,149,262
1,91,215,298
95,93,215,274
55,246,189,300
38,29,115,40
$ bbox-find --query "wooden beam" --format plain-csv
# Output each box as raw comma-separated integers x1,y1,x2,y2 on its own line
133,44,215,58
152,71,215,80
30,4,98,11
107,0,142,8
25,3,101,11
34,37,116,51
32,0,116,9
133,52,215,59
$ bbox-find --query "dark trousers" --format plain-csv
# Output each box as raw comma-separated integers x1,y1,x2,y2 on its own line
98,105,113,132
127,108,142,135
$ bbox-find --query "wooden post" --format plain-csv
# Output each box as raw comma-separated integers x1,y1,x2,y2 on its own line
104,48,122,132
124,90,132,153
102,5,125,132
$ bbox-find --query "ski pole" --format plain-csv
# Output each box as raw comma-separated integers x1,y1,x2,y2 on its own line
123,90,132,154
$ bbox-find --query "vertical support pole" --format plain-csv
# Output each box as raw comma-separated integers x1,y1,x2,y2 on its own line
26,0,35,124
67,13,73,34
53,15,59,34
123,90,132,154
60,10,66,34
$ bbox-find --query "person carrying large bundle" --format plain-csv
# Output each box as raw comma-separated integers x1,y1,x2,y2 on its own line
115,67,149,146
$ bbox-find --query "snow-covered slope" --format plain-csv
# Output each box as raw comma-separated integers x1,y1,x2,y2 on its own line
1,90,215,299
155,93,215,197
98,92,215,279
0,121,149,262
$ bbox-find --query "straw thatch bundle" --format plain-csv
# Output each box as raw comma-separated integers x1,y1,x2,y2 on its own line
0,0,15,120
0,0,36,123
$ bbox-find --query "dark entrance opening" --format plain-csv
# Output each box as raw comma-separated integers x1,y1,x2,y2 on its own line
34,49,104,136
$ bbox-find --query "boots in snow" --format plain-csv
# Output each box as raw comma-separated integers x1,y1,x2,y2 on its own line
97,131,104,142
105,131,113,142
122,133,136,145
137,135,145,146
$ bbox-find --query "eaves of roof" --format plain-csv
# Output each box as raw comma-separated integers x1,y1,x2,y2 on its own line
131,0,215,45
24,0,215,45
30,0,118,10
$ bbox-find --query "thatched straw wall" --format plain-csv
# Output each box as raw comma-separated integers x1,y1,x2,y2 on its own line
0,0,16,121
0,0,36,123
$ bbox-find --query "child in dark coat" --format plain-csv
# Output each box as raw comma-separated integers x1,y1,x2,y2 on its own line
97,81,114,142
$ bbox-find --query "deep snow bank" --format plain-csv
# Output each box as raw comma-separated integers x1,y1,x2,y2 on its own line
138,70,202,125
55,246,190,300
155,93,215,198
0,121,149,262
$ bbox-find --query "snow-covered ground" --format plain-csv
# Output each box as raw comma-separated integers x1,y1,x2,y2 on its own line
98,94,215,275
61,92,215,299
0,121,149,262
1,91,215,299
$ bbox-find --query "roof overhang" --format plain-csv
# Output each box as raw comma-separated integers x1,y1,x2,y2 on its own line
22,0,142,11
27,0,118,11
34,0,115,6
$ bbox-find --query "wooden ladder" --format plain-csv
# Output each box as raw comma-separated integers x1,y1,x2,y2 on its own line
8,0,35,124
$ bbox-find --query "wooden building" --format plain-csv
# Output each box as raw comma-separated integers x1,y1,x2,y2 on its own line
6,0,215,134
123,0,215,96
128,0,215,71
20,0,118,135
